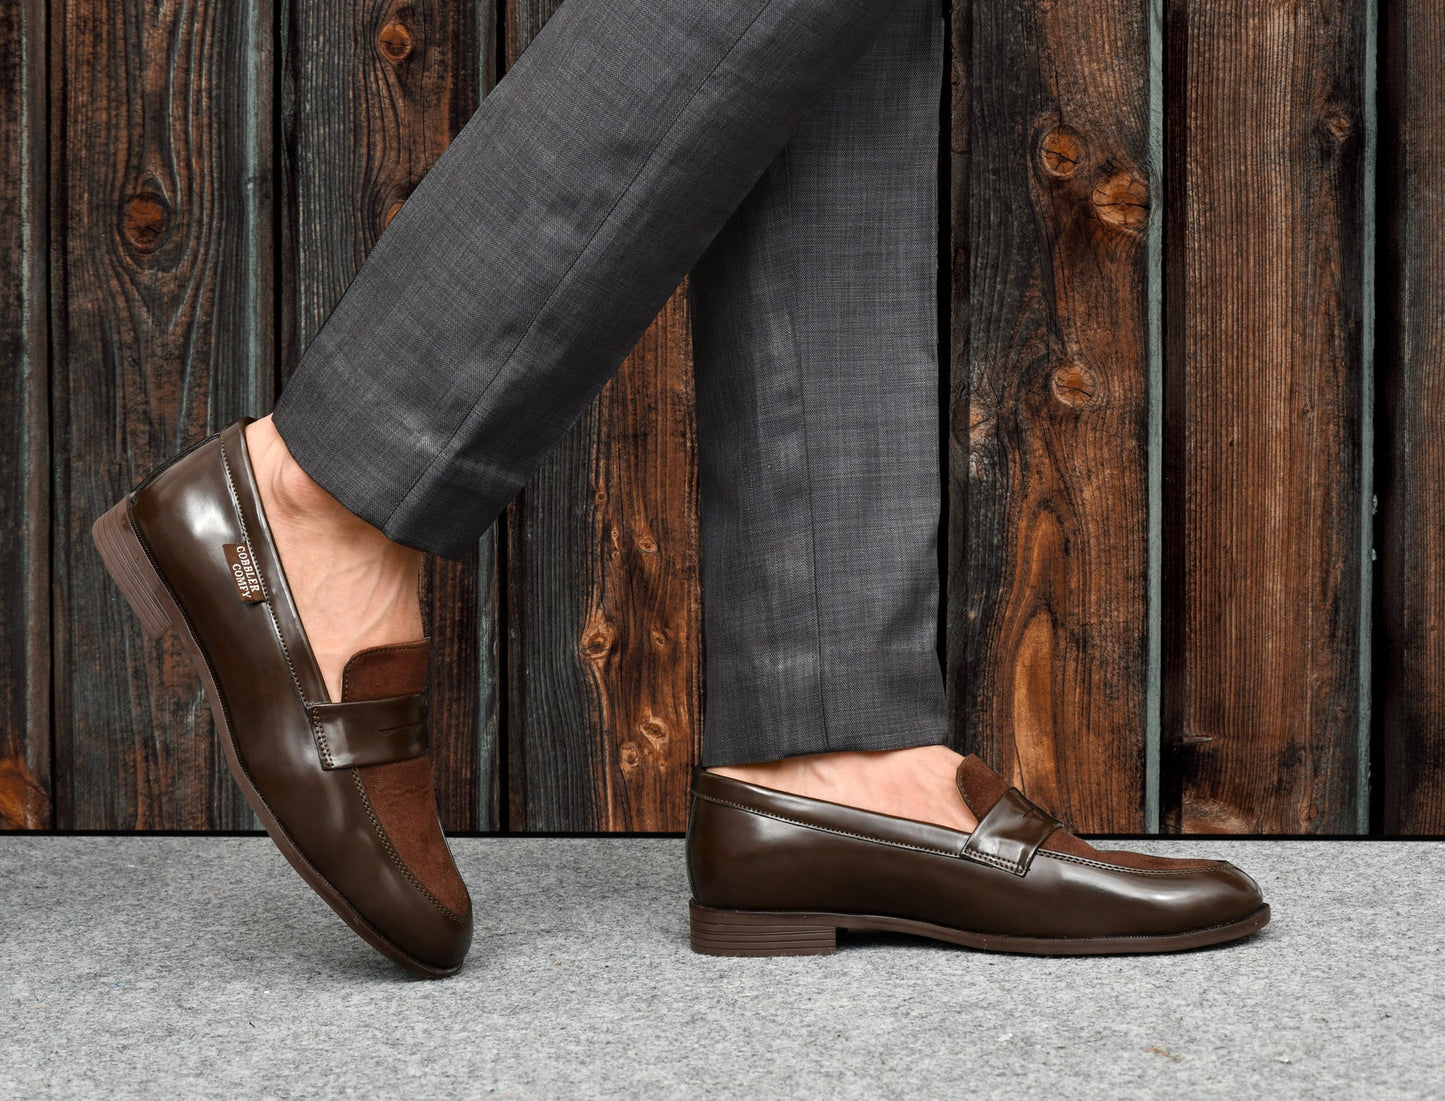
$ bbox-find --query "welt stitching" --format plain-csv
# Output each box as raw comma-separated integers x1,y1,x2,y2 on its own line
351,770,463,923
1037,851,1228,876
381,0,782,529
222,440,332,768
311,715,334,768
961,843,1024,873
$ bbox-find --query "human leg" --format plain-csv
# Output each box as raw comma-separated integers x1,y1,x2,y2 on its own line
96,0,935,975
252,0,919,701
269,0,916,558
677,2,1267,959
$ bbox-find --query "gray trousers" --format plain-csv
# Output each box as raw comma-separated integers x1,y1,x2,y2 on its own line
271,0,949,766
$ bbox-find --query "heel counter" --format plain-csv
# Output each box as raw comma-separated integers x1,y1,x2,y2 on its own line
686,788,738,907
128,427,230,543
685,788,701,900
686,789,812,909
130,423,230,500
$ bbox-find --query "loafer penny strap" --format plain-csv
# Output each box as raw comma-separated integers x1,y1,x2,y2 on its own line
308,693,429,770
961,786,1063,876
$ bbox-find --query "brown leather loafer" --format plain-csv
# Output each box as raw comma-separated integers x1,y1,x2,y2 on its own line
686,755,1269,956
92,418,472,977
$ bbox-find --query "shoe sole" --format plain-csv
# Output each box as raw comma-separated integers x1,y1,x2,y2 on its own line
93,494,460,979
689,899,1271,956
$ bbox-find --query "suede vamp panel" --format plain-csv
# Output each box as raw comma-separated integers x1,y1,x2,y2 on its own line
343,642,471,919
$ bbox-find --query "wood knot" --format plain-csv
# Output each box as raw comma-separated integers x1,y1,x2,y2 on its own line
618,740,641,773
1039,127,1087,178
378,19,413,62
121,191,170,254
635,533,657,553
384,199,405,227
1092,170,1148,230
638,717,668,749
1324,112,1352,142
1051,362,1098,408
0,754,50,828
580,621,615,660
650,628,668,647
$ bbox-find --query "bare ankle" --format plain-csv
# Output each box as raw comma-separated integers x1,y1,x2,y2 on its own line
706,742,975,831
245,416,351,527
243,416,424,699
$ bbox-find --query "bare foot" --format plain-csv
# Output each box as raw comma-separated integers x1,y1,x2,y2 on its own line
708,743,978,833
244,414,425,701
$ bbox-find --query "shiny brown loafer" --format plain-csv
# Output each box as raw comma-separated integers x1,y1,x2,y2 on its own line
92,417,472,977
686,755,1269,956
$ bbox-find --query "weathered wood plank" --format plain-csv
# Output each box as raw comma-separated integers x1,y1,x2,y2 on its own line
278,0,499,831
1160,0,1367,833
0,0,52,829
947,0,1152,831
504,5,701,832
1378,0,1445,834
51,0,274,829
505,293,700,832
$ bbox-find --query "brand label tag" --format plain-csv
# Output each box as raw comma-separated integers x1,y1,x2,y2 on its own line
222,542,265,603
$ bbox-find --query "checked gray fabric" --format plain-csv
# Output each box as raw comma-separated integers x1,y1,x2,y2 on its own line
688,2,947,764
272,0,950,765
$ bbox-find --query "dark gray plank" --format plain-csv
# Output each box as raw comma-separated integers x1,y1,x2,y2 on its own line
0,0,51,829
1378,0,1445,834
51,0,274,829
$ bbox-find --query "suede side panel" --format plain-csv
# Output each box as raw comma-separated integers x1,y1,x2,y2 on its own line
346,641,472,917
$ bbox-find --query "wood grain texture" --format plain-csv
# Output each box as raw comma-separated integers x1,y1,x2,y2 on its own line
17,0,1433,836
1161,1,1367,833
0,0,51,829
505,294,701,832
947,0,1152,831
51,0,274,829
278,0,499,830
1378,0,1445,834
501,3,702,832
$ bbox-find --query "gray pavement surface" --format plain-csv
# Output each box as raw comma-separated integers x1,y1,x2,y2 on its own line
1,837,1440,1099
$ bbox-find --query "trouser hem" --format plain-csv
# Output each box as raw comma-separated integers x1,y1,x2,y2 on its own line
698,726,951,769
271,395,484,560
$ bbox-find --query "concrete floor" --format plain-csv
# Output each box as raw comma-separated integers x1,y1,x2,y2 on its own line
1,836,1441,1099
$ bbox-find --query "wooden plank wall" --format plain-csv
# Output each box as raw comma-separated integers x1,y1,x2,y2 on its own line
49,0,274,829
1379,1,1445,833
4,0,1442,836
